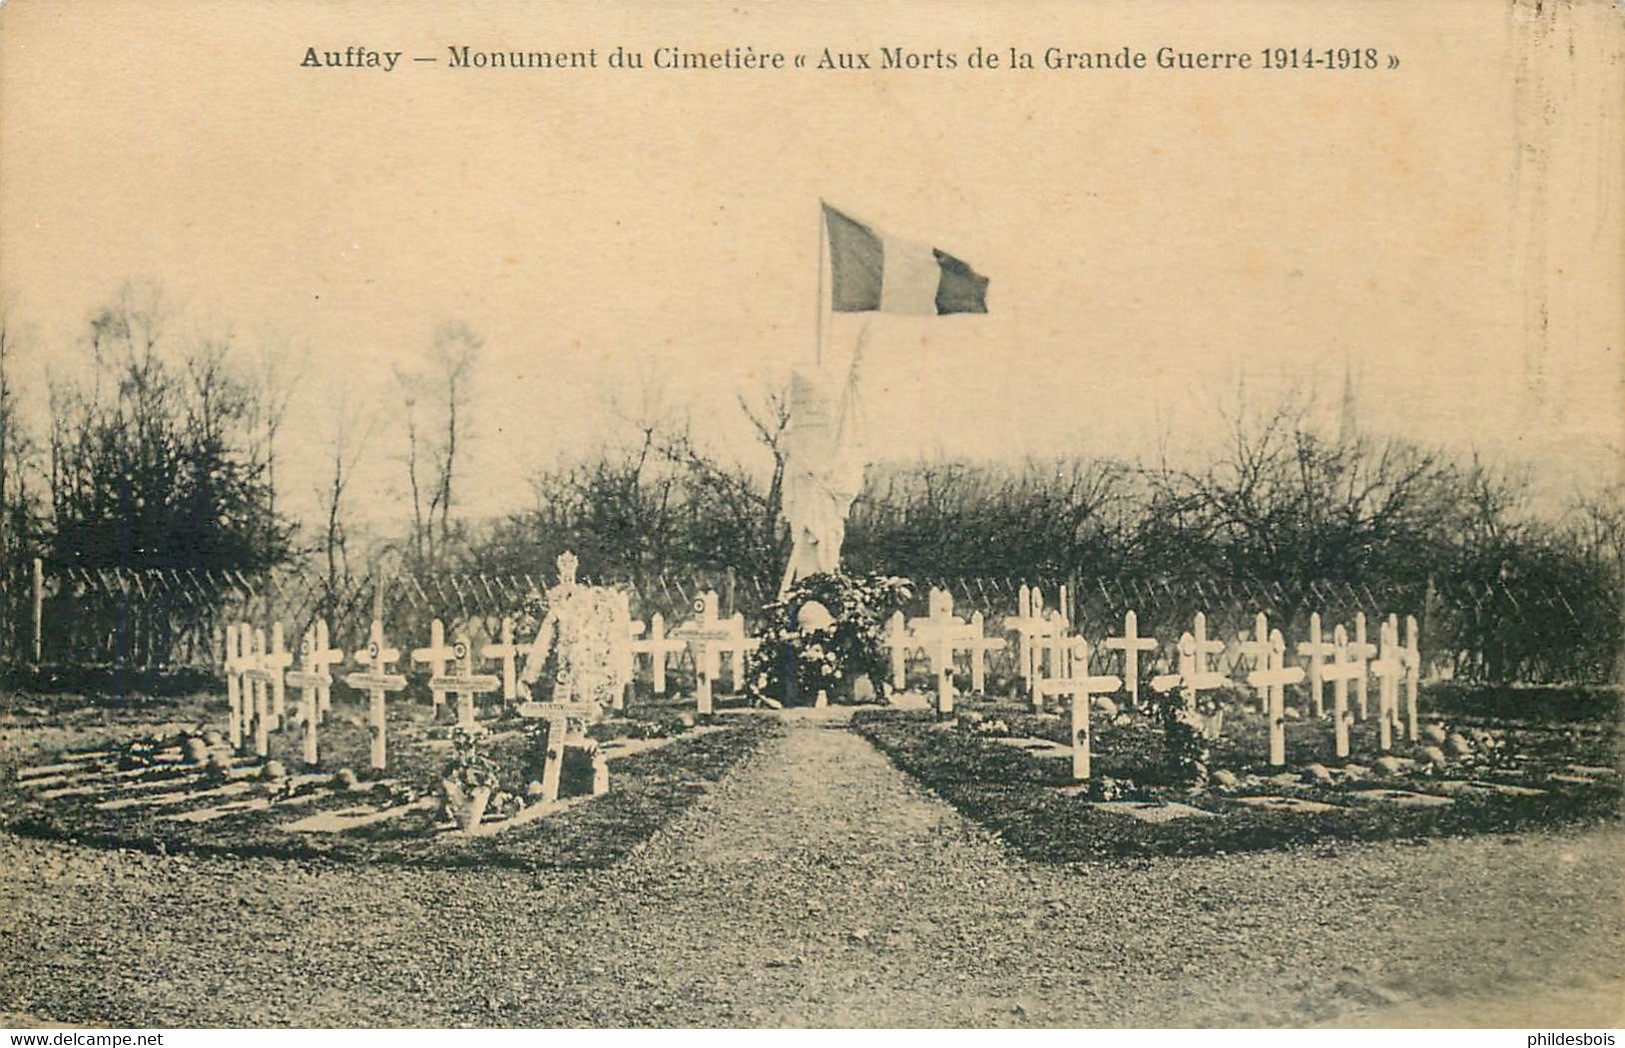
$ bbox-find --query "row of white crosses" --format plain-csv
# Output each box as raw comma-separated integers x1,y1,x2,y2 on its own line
221,590,762,779
223,622,293,758
1024,606,1423,776
883,588,1006,714
1006,584,1070,703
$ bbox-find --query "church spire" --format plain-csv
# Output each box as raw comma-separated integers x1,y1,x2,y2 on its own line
1337,350,1358,446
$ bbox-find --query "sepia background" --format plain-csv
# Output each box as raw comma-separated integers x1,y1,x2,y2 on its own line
2,0,1619,533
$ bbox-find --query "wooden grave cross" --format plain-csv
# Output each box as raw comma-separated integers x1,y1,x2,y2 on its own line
1247,628,1305,766
611,591,645,710
1321,625,1365,760
630,612,687,696
412,618,458,713
1005,585,1053,696
1236,612,1273,714
672,591,752,715
239,627,275,758
480,617,525,705
1296,612,1337,719
1350,612,1378,720
1401,614,1421,743
1150,613,1227,711
884,610,910,692
262,623,293,730
1368,619,1405,753
430,631,502,730
962,610,1006,695
907,588,969,715
285,620,344,768
1040,637,1122,781
344,620,409,771
1105,609,1159,709
223,623,251,751
515,700,599,804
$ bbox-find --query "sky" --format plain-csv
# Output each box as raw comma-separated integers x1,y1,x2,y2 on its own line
1,0,1620,530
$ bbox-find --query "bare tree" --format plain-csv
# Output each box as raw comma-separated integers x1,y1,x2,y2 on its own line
317,397,380,604
395,321,482,570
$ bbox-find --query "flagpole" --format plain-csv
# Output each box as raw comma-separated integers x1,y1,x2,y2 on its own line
814,201,826,368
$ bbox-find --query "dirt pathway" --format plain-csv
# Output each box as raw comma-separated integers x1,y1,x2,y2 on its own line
1,709,1621,1027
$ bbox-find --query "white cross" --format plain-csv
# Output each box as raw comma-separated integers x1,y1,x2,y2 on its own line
1150,613,1227,711
240,627,275,757
1322,624,1365,759
1297,612,1337,719
481,617,525,704
1105,610,1159,709
963,610,1006,695
285,619,343,768
1236,612,1273,713
344,620,409,771
515,700,600,804
429,631,502,730
909,588,971,715
223,623,250,750
1369,619,1405,753
1350,612,1378,720
1247,629,1305,766
672,591,756,715
1006,585,1060,696
1038,637,1122,781
884,610,910,692
412,619,458,712
1401,614,1422,743
264,623,293,729
629,611,687,696
611,591,644,711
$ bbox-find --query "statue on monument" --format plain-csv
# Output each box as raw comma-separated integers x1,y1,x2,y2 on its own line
780,329,868,595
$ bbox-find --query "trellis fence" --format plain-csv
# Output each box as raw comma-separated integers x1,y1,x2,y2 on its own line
0,559,1618,685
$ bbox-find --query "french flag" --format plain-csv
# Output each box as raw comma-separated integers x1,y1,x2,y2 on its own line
822,203,989,316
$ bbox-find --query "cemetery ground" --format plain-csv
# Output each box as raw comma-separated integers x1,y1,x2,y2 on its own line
852,685,1623,863
0,681,1620,1026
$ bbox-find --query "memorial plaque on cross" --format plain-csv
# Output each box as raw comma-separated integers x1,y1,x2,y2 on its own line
1322,624,1363,759
1297,612,1337,719
344,620,409,771
430,631,502,729
515,700,599,803
1247,629,1305,766
672,591,747,715
1105,610,1159,709
1039,637,1122,781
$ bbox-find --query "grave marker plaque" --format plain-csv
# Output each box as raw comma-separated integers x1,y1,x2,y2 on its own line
344,620,409,771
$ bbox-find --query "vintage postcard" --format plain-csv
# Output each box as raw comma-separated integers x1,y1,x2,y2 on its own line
0,0,1620,1033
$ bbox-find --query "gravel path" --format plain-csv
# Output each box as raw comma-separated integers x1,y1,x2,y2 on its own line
2,707,1621,1027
